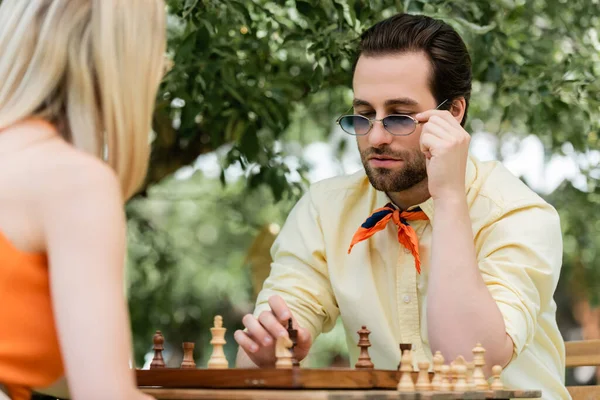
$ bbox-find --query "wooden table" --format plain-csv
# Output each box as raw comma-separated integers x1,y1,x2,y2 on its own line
141,388,541,399
137,369,542,400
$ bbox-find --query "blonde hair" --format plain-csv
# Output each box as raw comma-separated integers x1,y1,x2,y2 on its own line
0,0,166,199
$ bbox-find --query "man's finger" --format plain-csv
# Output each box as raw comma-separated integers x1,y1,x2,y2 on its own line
268,295,292,322
297,326,312,345
420,133,445,155
415,109,454,123
234,329,259,353
258,310,289,339
421,120,453,141
242,314,273,347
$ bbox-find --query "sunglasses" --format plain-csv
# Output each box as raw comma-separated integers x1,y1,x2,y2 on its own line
336,99,449,136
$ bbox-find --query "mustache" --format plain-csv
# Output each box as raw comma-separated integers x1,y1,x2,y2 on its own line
361,146,410,159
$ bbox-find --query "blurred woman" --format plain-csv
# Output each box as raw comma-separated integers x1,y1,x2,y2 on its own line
0,1,166,399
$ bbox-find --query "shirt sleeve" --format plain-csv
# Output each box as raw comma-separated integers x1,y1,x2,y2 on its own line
477,200,563,358
252,188,339,343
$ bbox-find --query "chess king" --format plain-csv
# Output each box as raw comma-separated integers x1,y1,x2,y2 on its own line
234,12,570,400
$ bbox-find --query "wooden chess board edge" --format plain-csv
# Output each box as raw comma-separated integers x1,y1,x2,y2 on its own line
140,388,543,400
136,369,541,398
136,368,415,389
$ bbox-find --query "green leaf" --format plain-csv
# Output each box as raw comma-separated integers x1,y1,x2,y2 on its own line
229,0,253,24
310,64,324,92
296,1,314,18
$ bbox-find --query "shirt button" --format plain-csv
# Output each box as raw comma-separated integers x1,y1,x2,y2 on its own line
403,295,411,303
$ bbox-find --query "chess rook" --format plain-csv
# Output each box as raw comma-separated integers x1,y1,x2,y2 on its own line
180,342,196,369
354,326,374,369
150,330,166,369
207,315,229,369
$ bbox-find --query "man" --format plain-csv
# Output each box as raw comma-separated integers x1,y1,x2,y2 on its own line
234,13,569,398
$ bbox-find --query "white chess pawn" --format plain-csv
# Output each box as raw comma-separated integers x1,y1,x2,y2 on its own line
466,361,476,390
453,364,468,392
491,365,504,390
397,350,415,392
431,351,444,391
275,336,293,369
207,315,228,369
415,360,432,392
440,365,451,392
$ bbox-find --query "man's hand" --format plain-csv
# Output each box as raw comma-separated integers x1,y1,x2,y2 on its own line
234,295,312,368
416,109,470,201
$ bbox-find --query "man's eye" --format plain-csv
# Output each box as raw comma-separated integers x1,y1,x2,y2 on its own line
358,112,375,118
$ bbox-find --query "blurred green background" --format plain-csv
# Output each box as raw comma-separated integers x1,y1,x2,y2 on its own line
126,0,598,387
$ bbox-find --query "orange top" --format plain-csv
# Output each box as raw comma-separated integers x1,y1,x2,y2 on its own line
0,232,65,400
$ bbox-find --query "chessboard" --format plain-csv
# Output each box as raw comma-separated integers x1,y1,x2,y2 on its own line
136,316,542,400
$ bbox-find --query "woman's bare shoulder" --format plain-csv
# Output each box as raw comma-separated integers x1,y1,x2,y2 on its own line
0,122,124,253
6,140,120,201
0,120,120,198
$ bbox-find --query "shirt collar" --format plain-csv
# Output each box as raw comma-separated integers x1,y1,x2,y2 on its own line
375,154,477,226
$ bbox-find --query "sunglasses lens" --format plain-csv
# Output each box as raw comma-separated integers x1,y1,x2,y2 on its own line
384,115,417,135
339,115,370,135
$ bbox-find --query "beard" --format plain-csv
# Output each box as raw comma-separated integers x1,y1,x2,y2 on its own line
360,145,427,192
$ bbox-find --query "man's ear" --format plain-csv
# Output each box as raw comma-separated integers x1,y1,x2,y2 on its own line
449,97,466,124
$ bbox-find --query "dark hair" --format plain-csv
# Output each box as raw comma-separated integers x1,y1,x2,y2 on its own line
354,13,472,127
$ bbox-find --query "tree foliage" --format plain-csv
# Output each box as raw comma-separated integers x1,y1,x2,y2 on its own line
151,0,599,199
126,173,297,366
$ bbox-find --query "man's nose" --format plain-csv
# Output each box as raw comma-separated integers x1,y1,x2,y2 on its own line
367,117,393,147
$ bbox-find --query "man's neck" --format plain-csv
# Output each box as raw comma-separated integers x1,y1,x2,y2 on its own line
386,178,430,210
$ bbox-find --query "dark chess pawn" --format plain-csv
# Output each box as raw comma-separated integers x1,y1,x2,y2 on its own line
286,318,300,367
150,330,166,369
180,342,196,369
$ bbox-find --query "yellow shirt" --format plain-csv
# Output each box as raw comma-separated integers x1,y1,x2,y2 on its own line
253,154,569,399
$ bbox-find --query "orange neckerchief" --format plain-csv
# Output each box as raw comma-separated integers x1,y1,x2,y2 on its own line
348,202,428,274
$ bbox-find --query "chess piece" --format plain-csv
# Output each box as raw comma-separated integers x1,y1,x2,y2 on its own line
431,351,444,390
150,330,166,369
451,356,466,383
354,326,374,369
453,364,468,392
397,350,415,392
275,335,294,369
472,343,488,390
440,365,451,391
207,316,228,369
397,343,412,370
491,365,504,390
415,360,432,392
180,342,196,369
466,361,476,391
286,318,299,367
449,363,459,390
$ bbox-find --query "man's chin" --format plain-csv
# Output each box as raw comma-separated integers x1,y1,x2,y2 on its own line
365,169,426,193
